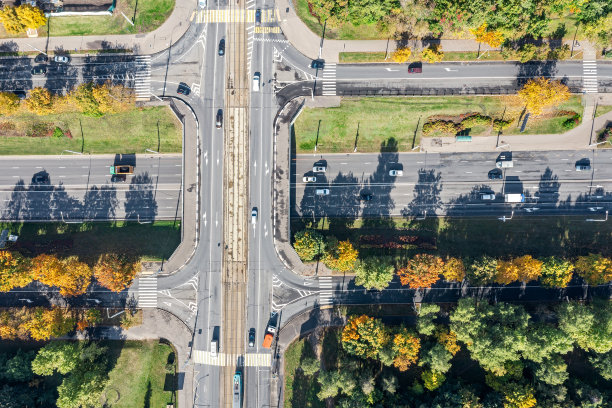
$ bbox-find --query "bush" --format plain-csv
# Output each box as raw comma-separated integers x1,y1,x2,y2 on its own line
461,114,491,128
562,114,581,130
52,127,64,138
493,118,513,131
422,120,463,136
597,126,611,143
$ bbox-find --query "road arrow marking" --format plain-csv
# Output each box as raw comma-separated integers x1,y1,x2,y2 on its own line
203,211,207,227
444,68,458,72
385,68,398,72
204,151,208,166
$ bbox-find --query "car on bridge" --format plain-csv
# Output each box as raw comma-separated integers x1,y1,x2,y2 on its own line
480,193,495,200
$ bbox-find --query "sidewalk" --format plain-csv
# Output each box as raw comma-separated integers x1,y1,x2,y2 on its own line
0,0,193,54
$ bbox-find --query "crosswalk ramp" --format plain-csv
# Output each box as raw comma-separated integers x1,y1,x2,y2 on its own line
192,351,271,367
319,276,333,306
137,277,157,308
134,55,151,101
321,63,337,96
196,8,279,24
583,60,597,94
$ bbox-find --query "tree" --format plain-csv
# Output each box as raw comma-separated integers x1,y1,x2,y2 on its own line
0,251,33,292
495,260,520,285
419,343,453,374
25,88,54,115
15,5,46,29
535,355,569,386
32,342,80,376
381,373,398,394
436,329,461,355
317,370,356,401
3,349,34,382
517,78,570,115
540,256,574,288
466,256,497,285
300,356,320,376
417,303,440,336
293,230,325,261
93,253,139,292
56,369,108,408
21,307,76,341
392,47,412,63
589,351,612,380
575,254,612,286
422,369,446,391
421,45,444,63
391,327,421,371
92,82,134,114
68,83,102,117
470,23,504,47
557,301,612,353
514,255,543,283
341,315,389,359
502,384,537,408
442,257,465,282
323,240,358,272
0,92,20,116
522,324,573,364
354,257,395,290
397,254,444,289
0,6,22,33
32,255,92,297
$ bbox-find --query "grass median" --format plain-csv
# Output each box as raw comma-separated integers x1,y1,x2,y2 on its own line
293,96,583,153
0,106,182,155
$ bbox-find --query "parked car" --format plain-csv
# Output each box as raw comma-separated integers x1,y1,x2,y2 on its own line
480,193,495,200
34,53,48,63
216,109,223,128
310,59,325,69
315,188,330,196
248,328,255,348
177,82,191,95
54,55,70,64
255,8,261,24
251,208,258,224
303,176,316,182
218,39,225,56
488,169,503,180
31,65,46,76
389,169,403,176
312,165,326,172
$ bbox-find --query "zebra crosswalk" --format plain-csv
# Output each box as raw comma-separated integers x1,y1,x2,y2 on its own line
134,55,151,101
321,63,337,96
196,8,279,24
319,276,333,306
583,60,598,94
138,277,158,308
192,351,271,367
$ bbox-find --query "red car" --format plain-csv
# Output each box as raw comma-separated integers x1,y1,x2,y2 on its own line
408,66,422,73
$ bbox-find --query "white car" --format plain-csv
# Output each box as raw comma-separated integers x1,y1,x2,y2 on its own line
198,0,206,7
210,340,218,357
480,193,495,200
313,165,326,172
315,189,330,195
251,208,258,224
389,170,403,176
252,72,260,92
303,176,316,183
54,55,70,64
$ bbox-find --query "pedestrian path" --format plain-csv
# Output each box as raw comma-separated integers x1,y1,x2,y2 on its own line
318,276,333,306
196,8,279,24
582,60,598,94
321,63,337,96
192,350,271,367
134,55,151,102
138,277,158,308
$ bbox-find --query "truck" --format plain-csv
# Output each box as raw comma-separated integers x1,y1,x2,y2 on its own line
110,165,134,175
262,323,277,349
505,194,525,203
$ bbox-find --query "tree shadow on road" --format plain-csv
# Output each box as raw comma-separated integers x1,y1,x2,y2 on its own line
124,173,158,222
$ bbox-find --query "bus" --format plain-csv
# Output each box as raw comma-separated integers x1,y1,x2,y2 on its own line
232,371,242,408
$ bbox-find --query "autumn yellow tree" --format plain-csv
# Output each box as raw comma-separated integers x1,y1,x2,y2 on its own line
421,45,444,63
22,307,76,341
0,5,46,34
0,6,23,34
397,254,444,289
392,327,421,371
436,329,461,355
31,254,92,297
0,251,33,292
514,255,543,283
92,82,135,114
341,315,389,359
0,92,20,116
323,240,358,272
517,78,570,115
575,254,612,286
392,47,412,63
25,88,54,115
442,257,465,282
470,23,504,48
496,260,520,285
94,253,140,292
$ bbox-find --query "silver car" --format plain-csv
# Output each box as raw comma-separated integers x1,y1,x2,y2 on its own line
251,208,258,224
54,55,70,64
480,193,495,200
389,170,403,176
303,176,316,183
315,189,330,195
313,166,326,172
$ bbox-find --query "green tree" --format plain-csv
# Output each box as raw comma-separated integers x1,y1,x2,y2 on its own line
466,256,498,284
3,349,34,382
69,83,102,117
56,370,108,408
300,356,320,376
317,370,356,400
417,303,440,336
522,324,573,363
293,230,325,261
589,351,612,380
354,257,394,290
381,373,398,394
534,355,569,386
540,257,574,288
419,343,453,374
422,369,446,391
557,301,612,353
32,342,80,376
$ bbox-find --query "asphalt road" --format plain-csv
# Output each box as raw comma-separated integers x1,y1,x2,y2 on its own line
0,155,182,221
291,150,612,218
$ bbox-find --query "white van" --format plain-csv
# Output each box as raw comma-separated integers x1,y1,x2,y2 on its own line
252,73,260,92
211,340,218,357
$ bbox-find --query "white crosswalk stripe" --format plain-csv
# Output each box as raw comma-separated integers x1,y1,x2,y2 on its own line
192,351,271,367
196,8,278,23
321,63,336,96
582,60,598,94
138,277,157,308
319,276,333,305
134,55,151,101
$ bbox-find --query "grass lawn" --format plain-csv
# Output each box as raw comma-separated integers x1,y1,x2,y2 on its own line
102,340,176,408
284,338,323,408
293,96,583,153
2,221,181,263
339,52,388,63
595,105,612,118
0,106,181,155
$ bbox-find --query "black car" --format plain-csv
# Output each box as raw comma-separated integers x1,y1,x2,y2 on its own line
177,82,191,95
311,59,325,69
488,169,503,180
32,174,49,185
31,65,46,76
360,192,373,201
248,328,255,348
111,174,127,183
34,53,48,63
255,8,261,24
218,39,225,56
216,109,223,128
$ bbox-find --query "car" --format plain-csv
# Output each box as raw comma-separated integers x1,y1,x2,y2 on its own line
480,193,495,200
31,65,46,76
255,8,261,24
303,176,316,183
248,328,255,348
360,193,373,201
218,39,225,56
408,65,422,73
251,207,258,224
177,82,191,95
32,174,49,184
12,90,27,100
316,188,330,195
252,72,260,92
53,55,70,64
488,169,503,180
198,0,206,7
575,162,591,171
312,165,326,172
211,340,218,358
111,174,126,183
310,59,325,69
216,109,223,128
34,53,48,63
389,169,403,176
